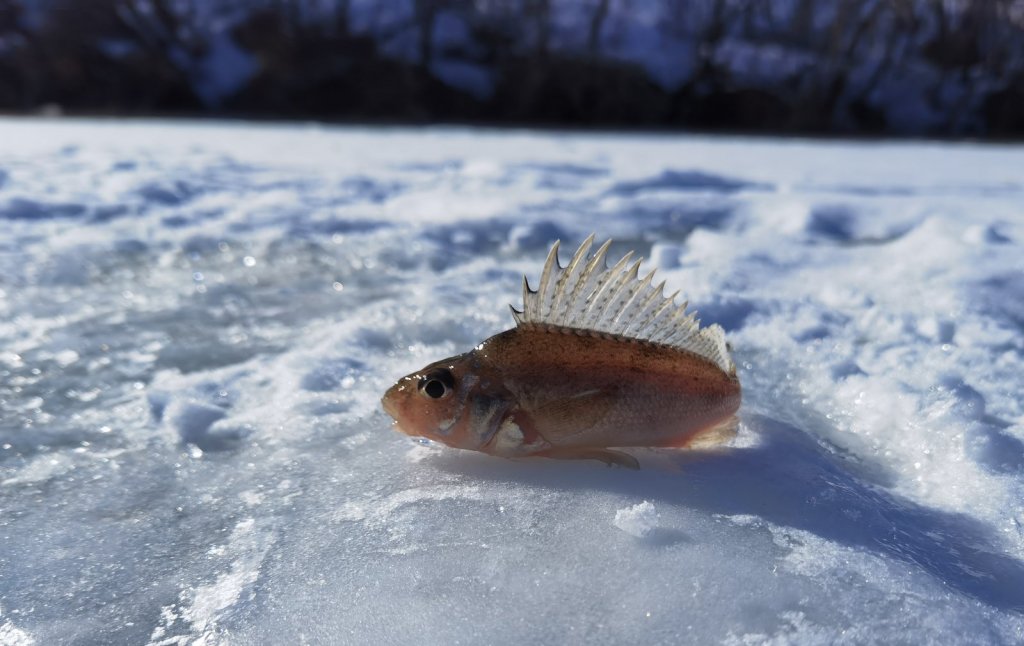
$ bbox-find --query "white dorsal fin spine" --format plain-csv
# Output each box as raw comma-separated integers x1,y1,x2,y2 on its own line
560,239,612,327
537,240,561,320
620,281,665,339
614,269,656,332
514,237,736,375
550,234,594,321
604,259,643,327
584,250,634,329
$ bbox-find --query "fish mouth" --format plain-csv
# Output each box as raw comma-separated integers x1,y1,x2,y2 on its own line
380,389,400,421
381,388,415,436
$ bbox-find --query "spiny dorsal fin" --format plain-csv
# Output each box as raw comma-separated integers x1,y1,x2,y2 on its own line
512,235,736,375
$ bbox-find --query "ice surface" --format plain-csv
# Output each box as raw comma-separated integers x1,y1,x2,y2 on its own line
614,501,658,538
0,118,1023,645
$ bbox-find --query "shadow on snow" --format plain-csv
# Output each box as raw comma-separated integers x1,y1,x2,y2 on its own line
434,413,1024,614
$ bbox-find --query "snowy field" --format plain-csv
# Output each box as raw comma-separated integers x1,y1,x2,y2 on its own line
0,118,1023,645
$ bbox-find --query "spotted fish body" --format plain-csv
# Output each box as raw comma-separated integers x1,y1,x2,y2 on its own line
381,236,741,468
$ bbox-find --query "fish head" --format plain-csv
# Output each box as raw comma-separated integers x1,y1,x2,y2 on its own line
381,352,510,451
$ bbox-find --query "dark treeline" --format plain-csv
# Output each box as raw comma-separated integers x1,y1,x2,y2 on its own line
1,0,1022,137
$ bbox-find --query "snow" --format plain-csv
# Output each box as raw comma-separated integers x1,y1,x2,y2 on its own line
0,612,35,646
1,117,1023,644
614,501,658,538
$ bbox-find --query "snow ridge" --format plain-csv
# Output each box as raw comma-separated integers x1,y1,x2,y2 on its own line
512,235,735,375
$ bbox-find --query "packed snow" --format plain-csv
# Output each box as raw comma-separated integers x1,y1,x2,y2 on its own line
614,501,659,538
0,118,1023,645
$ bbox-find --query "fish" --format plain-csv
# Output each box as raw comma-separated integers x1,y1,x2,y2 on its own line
380,235,741,469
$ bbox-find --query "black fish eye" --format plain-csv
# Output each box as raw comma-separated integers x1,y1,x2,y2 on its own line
419,368,454,400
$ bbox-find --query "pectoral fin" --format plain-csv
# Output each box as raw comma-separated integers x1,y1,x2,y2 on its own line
525,388,637,467
532,387,616,440
539,447,640,470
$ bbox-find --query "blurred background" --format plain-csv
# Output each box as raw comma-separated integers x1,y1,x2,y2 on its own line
2,0,1023,137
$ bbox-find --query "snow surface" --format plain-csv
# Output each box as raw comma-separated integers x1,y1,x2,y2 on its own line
1,118,1023,645
614,501,658,538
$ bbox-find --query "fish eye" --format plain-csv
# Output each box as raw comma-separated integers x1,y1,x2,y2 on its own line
418,368,454,400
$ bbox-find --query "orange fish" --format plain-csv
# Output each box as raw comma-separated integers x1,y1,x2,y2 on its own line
381,235,741,468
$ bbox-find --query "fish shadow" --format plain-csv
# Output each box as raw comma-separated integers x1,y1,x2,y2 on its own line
434,414,1024,613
